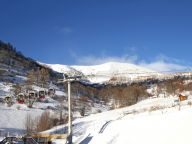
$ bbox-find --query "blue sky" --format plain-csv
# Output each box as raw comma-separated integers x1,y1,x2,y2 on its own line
1,0,192,71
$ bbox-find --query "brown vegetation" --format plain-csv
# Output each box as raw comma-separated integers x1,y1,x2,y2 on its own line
26,68,49,88
178,94,187,101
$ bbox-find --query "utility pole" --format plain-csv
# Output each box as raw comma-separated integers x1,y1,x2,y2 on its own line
67,80,72,144
58,74,81,144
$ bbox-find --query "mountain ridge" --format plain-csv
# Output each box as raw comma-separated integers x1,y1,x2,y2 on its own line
45,62,158,83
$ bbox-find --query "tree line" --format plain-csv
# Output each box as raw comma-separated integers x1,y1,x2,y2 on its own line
68,75,192,109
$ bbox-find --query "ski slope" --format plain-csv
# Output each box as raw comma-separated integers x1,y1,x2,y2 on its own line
43,96,192,144
88,108,192,144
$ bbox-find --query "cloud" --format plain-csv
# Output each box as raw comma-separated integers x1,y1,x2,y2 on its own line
139,61,189,72
73,53,191,72
139,55,191,72
154,54,186,64
76,55,138,65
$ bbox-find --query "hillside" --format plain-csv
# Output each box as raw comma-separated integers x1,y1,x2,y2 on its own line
41,95,192,144
1,40,192,108
46,62,157,83
0,40,61,83
73,62,155,75
1,40,192,144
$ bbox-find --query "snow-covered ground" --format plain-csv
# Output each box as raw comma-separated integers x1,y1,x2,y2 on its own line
1,94,192,144
87,107,192,144
0,104,43,135
42,96,192,144
1,79,192,144
0,82,110,139
45,62,158,83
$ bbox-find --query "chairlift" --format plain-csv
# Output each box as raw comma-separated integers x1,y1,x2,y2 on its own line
63,74,82,80
28,91,37,100
39,90,47,100
16,93,25,104
4,96,13,107
48,88,55,97
27,91,37,108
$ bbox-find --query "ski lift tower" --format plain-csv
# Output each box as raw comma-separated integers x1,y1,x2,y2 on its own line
58,74,81,144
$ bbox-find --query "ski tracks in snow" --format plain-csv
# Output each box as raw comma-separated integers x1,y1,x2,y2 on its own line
98,112,129,134
99,120,112,133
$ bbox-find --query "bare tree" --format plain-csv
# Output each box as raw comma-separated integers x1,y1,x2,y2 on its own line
59,101,64,124
12,83,22,96
25,114,35,135
39,68,49,88
36,111,53,132
26,68,50,88
164,78,184,95
27,69,36,84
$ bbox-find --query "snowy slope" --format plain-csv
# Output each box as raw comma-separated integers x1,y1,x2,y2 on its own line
1,93,192,144
46,64,81,75
0,104,43,134
88,107,192,144
42,96,192,144
46,62,157,83
73,62,154,75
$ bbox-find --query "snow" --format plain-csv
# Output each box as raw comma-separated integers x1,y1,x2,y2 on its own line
89,108,192,144
0,81,110,140
0,104,43,135
52,139,67,144
46,62,158,83
1,94,192,144
0,82,12,98
73,62,155,75
43,97,192,144
46,64,77,74
1,71,192,144
55,90,66,97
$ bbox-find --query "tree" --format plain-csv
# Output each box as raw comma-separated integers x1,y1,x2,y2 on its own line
26,68,50,88
12,83,22,96
36,111,53,132
26,69,36,86
164,77,184,95
0,69,6,80
59,101,64,124
39,68,49,88
25,114,35,135
164,79,175,95
80,106,85,116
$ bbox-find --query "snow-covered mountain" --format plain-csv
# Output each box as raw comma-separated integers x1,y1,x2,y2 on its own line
46,62,158,83
46,64,83,76
72,62,155,75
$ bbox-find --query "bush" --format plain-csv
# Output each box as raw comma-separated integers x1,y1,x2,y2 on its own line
25,111,54,135
36,111,53,132
80,106,85,116
25,114,35,135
